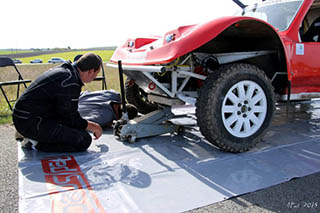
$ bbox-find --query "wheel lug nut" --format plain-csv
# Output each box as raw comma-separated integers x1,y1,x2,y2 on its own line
248,107,251,111
244,100,248,104
243,114,247,118
238,103,242,107
237,111,241,115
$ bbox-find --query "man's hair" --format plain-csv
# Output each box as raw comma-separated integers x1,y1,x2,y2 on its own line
75,53,102,72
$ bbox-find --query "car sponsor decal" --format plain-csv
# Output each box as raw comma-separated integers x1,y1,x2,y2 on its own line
296,43,304,55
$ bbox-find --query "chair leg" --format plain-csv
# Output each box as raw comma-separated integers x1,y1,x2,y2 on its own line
0,86,13,111
102,79,107,90
16,84,21,102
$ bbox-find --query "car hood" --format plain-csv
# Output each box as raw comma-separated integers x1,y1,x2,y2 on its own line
110,16,274,65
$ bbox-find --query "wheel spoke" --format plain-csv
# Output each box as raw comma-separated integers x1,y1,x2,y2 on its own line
246,84,255,99
234,119,244,133
237,82,246,99
225,114,238,127
252,106,266,113
252,92,265,105
222,105,237,113
244,119,251,133
226,90,240,104
249,113,260,125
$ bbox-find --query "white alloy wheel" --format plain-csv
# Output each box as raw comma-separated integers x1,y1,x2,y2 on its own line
221,80,267,138
196,63,275,152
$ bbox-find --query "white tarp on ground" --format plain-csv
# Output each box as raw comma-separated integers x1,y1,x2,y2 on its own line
18,101,320,213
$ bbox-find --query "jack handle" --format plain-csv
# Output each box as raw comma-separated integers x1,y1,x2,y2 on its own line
118,60,128,120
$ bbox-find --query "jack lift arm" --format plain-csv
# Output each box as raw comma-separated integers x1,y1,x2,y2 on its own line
112,61,184,143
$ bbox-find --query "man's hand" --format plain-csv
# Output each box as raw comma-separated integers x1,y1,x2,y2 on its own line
86,121,103,139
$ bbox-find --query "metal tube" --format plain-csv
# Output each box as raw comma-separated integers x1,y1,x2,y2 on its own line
178,76,191,93
178,70,207,80
118,61,127,114
171,71,177,95
107,63,166,73
143,72,174,97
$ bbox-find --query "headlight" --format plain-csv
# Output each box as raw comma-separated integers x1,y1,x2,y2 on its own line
165,33,175,43
128,41,134,47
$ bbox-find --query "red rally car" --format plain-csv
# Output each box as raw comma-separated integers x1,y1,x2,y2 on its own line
108,0,320,152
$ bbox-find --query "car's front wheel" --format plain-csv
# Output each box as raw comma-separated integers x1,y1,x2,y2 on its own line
196,63,275,152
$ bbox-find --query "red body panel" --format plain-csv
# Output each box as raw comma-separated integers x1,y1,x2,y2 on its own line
111,0,320,97
111,16,272,65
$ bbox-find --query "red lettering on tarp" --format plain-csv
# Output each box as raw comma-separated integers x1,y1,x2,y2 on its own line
41,155,105,212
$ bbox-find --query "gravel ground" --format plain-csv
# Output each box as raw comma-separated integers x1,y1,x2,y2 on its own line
0,124,319,213
0,124,18,213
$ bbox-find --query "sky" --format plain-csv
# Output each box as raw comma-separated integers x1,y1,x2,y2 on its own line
1,0,258,49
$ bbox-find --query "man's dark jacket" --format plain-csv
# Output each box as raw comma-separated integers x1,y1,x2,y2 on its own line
13,62,88,130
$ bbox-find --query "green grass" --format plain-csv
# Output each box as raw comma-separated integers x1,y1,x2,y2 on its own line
0,50,122,124
20,50,115,63
0,103,12,125
0,50,33,55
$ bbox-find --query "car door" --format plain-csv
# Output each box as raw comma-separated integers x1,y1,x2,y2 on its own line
290,41,320,95
290,8,320,97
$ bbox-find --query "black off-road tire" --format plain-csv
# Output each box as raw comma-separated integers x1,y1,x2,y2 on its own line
196,63,275,153
125,78,158,114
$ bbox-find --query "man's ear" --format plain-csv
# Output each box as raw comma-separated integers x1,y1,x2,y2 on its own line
88,69,95,74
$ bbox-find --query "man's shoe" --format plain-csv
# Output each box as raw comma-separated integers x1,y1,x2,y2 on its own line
15,131,25,141
21,138,38,151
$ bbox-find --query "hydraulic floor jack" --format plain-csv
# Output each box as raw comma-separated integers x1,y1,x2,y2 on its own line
112,61,187,143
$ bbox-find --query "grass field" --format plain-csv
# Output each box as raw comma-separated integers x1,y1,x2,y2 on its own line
0,50,123,124
19,50,115,64
0,50,33,55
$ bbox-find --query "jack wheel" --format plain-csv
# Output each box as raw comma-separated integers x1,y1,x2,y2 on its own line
128,135,137,143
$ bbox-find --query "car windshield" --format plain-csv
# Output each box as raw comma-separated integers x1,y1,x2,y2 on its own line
236,0,303,31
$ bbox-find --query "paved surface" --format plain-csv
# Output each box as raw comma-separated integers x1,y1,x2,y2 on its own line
0,124,319,213
0,124,18,213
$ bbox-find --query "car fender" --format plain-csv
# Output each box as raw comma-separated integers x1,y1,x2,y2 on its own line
111,16,288,69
